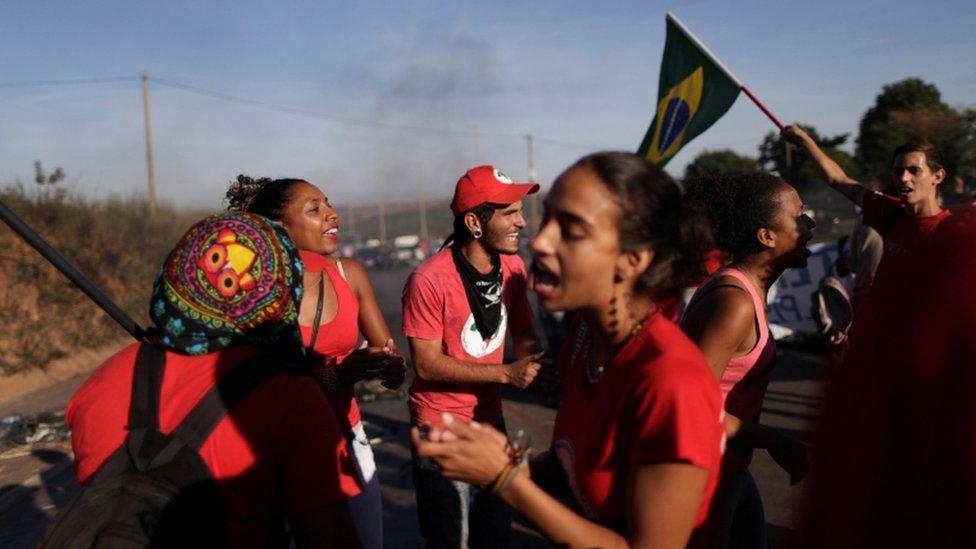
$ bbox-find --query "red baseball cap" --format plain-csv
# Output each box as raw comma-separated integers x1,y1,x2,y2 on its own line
450,165,540,215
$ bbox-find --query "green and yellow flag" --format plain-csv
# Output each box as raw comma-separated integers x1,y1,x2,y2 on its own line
638,13,742,167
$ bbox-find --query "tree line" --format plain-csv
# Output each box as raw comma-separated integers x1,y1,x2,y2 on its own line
684,78,976,206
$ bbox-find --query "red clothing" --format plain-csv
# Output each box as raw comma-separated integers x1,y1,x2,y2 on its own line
660,248,726,322
402,248,534,428
298,251,361,430
801,206,976,548
688,267,776,471
861,191,950,296
551,313,724,538
68,343,359,548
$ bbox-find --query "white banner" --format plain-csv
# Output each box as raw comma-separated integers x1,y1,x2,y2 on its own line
766,242,850,340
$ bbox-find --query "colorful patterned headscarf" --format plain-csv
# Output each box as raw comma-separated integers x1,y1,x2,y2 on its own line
150,212,304,355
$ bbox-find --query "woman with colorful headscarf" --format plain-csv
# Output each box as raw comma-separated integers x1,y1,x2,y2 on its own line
226,176,404,549
66,213,362,547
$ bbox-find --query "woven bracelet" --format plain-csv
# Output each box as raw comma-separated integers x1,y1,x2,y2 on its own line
495,461,523,496
489,462,514,493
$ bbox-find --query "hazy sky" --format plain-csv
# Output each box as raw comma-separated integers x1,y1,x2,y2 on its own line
2,0,974,208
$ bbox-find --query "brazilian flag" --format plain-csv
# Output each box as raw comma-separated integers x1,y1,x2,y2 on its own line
638,13,741,167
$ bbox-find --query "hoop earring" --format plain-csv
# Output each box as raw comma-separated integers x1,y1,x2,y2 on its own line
472,229,483,239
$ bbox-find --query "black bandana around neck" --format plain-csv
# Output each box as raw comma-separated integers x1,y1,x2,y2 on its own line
451,245,503,340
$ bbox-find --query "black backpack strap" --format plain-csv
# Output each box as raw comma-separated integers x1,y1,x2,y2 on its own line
126,344,167,472
129,343,165,430
144,354,306,469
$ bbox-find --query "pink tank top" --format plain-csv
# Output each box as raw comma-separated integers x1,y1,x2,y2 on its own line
298,250,361,430
687,267,776,470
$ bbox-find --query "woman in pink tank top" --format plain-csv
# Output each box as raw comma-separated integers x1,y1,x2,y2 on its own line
681,173,816,549
226,176,405,549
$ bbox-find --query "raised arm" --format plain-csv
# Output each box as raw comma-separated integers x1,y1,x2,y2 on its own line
783,124,867,206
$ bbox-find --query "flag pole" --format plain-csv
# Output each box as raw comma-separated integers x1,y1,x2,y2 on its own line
739,86,785,130
0,199,148,341
666,12,785,131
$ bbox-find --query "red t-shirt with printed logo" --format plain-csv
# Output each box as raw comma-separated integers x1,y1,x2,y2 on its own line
551,313,724,543
402,248,534,428
68,343,360,547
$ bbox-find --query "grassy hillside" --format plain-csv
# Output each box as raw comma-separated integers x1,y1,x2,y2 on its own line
0,187,209,375
0,188,545,375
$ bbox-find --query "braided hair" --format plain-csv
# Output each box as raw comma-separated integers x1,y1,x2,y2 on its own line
225,175,306,220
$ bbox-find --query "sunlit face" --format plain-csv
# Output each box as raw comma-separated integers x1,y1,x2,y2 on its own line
480,200,527,255
891,151,944,207
279,181,340,255
767,185,816,269
529,166,623,312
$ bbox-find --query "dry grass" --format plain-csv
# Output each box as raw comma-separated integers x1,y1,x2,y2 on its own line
0,187,209,374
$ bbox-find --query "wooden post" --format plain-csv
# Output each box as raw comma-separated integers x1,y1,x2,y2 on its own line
141,72,157,218
526,133,539,232
378,201,387,243
419,196,429,241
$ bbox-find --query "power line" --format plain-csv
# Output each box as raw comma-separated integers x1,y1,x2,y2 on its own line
151,76,525,140
0,76,136,88
0,73,603,149
151,76,608,148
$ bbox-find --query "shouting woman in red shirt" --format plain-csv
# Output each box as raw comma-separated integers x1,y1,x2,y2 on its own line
412,152,725,548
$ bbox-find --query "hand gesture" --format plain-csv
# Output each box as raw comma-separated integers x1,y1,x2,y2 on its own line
505,352,543,388
769,435,809,485
337,342,404,386
377,338,407,390
528,357,561,399
411,413,511,486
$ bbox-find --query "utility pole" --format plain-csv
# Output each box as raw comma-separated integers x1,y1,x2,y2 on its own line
474,124,482,164
526,133,538,232
378,201,387,243
141,72,157,219
419,195,428,241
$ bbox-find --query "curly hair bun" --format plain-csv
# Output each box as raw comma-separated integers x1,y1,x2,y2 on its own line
225,175,264,213
684,173,788,259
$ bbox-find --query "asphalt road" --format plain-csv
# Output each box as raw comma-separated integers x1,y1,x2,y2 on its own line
0,265,826,548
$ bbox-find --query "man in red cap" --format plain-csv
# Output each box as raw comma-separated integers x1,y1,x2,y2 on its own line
402,165,544,547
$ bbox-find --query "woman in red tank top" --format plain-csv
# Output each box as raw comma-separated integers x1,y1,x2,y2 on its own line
226,176,405,549
681,173,816,548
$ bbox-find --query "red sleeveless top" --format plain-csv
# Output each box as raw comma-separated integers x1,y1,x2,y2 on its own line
299,251,361,430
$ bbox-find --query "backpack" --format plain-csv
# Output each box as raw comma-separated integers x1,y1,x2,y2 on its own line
812,275,854,346
39,344,294,548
